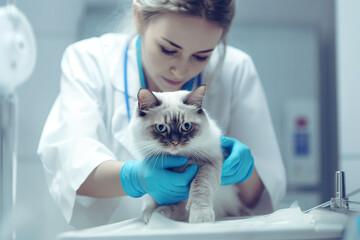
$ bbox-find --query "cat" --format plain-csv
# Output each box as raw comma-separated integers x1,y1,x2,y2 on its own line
128,85,250,223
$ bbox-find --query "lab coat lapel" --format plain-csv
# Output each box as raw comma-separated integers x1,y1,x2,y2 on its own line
111,35,141,159
109,35,141,100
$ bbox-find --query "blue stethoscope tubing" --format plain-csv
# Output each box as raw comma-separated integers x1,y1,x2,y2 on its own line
123,36,202,121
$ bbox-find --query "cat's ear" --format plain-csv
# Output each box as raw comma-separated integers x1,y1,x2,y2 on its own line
137,88,161,111
184,85,206,108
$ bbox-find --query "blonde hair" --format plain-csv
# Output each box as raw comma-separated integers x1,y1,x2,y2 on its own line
119,0,235,43
135,0,234,44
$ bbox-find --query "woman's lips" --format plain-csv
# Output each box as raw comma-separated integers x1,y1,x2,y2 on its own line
162,77,183,86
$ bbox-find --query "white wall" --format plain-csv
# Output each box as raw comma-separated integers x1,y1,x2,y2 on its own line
336,0,360,203
2,1,86,239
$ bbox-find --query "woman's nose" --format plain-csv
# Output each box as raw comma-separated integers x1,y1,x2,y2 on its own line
170,60,189,79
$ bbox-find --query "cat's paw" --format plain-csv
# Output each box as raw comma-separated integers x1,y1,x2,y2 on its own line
142,208,154,224
155,205,173,218
188,207,215,223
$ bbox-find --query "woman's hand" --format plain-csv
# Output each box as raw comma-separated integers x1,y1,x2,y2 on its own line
121,156,198,205
220,136,254,185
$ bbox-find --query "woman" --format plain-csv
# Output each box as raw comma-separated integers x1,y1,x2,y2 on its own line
38,0,286,228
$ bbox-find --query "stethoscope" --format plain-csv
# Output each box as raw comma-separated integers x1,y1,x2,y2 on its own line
123,36,202,121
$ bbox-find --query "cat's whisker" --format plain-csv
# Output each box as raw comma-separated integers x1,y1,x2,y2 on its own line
141,149,168,172
130,141,160,155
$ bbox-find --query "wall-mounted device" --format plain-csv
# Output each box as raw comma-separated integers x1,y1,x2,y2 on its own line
284,99,320,188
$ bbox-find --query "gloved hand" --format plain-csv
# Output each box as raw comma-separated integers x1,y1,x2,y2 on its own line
220,136,254,185
121,156,198,205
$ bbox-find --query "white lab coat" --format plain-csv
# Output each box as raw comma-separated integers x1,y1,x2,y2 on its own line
38,33,286,229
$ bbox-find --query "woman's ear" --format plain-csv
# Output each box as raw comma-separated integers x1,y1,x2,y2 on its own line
133,2,144,35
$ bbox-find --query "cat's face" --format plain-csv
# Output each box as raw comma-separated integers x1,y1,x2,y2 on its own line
131,86,208,156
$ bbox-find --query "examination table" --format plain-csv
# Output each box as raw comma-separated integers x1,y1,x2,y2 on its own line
56,206,352,240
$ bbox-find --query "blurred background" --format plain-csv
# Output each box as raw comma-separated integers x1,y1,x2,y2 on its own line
0,0,359,239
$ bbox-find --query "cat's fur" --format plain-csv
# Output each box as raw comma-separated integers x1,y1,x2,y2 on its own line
128,85,249,223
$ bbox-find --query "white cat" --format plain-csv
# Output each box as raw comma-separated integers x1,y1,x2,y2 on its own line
128,85,250,223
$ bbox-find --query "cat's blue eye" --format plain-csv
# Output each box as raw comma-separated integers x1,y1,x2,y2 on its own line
181,122,192,132
155,124,167,133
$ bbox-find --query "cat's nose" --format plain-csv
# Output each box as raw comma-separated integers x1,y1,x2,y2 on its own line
171,140,179,146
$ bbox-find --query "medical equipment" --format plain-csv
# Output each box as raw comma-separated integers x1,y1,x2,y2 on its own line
123,36,202,121
305,171,360,213
284,99,320,188
0,2,36,239
0,3,36,94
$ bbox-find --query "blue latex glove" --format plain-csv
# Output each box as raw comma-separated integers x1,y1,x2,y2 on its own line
120,156,198,205
220,136,254,185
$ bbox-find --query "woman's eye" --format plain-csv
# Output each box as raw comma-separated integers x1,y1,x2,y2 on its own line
181,122,192,132
155,124,167,133
161,46,177,56
193,55,208,62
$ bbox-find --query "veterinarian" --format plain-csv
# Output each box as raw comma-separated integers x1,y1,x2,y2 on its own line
38,0,286,228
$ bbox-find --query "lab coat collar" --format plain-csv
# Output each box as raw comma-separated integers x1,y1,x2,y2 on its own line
110,35,140,100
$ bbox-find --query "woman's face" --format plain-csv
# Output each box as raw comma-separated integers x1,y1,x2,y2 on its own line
140,13,223,92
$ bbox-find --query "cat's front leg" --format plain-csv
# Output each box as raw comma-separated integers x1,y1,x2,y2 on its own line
186,162,221,223
142,194,158,223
